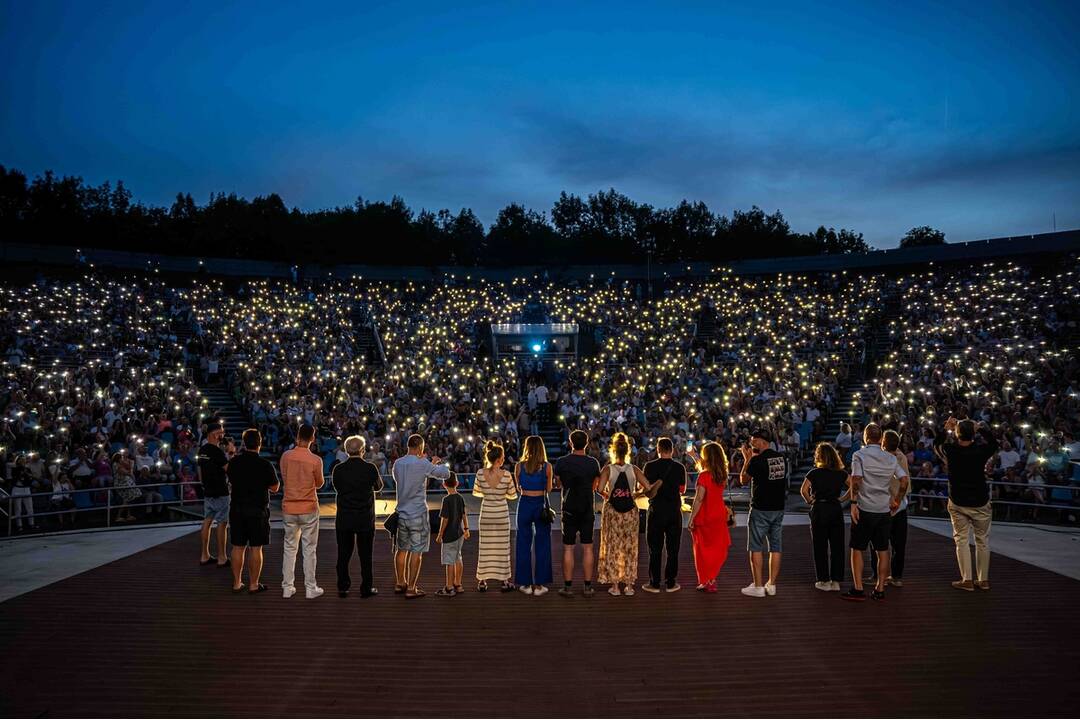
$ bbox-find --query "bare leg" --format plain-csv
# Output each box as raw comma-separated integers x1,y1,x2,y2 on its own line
582,542,594,582
230,546,246,589
394,549,407,588
216,523,229,564
768,552,781,585
563,544,575,583
249,547,264,588
851,549,864,590
875,551,889,592
749,551,764,586
407,553,423,590
200,518,213,561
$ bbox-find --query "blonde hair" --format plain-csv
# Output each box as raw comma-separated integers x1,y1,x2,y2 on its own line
608,432,631,465
698,441,729,484
814,442,844,471
521,435,547,474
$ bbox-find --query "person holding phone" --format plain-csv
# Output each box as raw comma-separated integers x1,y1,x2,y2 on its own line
641,437,687,593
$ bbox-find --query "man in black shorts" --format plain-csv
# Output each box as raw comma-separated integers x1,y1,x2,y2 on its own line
227,428,280,594
642,437,687,592
843,423,907,601
554,430,601,597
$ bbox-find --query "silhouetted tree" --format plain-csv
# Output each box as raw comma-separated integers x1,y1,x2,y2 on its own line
900,225,945,248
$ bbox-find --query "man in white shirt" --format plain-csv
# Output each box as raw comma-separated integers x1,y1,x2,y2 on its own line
996,441,1021,474
842,423,908,602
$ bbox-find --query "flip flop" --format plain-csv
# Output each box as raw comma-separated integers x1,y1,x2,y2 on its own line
405,588,426,599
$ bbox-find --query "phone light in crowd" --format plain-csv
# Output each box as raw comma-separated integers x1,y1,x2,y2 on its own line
531,343,542,353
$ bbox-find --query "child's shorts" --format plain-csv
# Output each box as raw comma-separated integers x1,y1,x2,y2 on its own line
441,536,464,565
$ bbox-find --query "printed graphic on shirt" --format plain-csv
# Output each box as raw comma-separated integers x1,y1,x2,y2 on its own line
766,456,786,480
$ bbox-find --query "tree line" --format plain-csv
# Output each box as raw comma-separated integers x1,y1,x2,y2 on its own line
0,165,912,266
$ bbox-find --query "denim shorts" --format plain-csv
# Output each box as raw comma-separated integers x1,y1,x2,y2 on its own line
396,514,430,554
440,536,464,565
747,508,784,552
203,495,230,523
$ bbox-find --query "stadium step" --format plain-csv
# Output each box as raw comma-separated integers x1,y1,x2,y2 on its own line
350,303,386,364
198,383,249,434
536,420,564,459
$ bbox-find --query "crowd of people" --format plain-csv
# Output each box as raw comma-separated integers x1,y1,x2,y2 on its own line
2,257,1078,539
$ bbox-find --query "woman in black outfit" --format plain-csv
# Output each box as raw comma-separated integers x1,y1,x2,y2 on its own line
800,442,849,591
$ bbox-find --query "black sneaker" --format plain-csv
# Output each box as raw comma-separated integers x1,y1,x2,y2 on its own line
870,590,886,601
841,588,867,602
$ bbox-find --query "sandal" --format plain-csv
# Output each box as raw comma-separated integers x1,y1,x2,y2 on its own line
393,585,406,594
231,585,246,594
500,581,516,593
477,580,488,592
435,587,456,597
248,584,268,595
200,558,216,566
453,585,464,594
405,588,426,599
216,558,231,568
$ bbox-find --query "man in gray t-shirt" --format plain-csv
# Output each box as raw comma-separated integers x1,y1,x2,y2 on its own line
391,434,450,598
843,423,908,601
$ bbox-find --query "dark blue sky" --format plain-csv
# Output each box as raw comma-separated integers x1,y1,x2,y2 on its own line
2,1,1078,247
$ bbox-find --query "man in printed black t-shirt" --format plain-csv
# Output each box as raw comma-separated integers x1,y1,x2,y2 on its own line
642,437,687,593
227,428,280,594
198,418,230,567
935,417,999,591
554,430,601,597
739,428,788,598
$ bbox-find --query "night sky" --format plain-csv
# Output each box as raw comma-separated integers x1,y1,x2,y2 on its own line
2,0,1078,247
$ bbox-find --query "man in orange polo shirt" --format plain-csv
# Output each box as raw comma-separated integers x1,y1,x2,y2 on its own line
280,424,325,599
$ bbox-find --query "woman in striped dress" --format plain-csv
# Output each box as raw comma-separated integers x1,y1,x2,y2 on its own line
472,440,517,592
597,432,654,596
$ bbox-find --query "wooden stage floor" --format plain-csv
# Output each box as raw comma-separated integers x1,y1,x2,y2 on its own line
1,525,1078,717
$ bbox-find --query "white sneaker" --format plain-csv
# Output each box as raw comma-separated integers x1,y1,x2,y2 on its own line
814,581,832,592
608,585,622,596
741,583,766,598
282,587,296,599
623,585,635,596
519,585,534,595
830,581,842,591
305,587,324,599
532,585,549,597
764,582,777,596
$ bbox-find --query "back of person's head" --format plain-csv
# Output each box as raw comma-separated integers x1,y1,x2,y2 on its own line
522,435,547,474
241,428,261,451
956,419,976,442
699,441,728,483
882,429,900,453
297,424,315,443
569,430,589,451
657,436,674,455
443,472,458,489
814,442,844,471
407,433,425,452
484,439,504,467
609,432,631,465
344,435,366,457
863,423,883,445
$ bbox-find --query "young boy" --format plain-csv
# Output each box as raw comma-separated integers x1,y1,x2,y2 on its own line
435,472,469,597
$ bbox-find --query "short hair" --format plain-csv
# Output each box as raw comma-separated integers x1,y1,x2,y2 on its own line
344,435,366,456
241,428,261,450
657,436,674,454
407,433,425,450
882,429,900,453
297,424,315,442
443,472,459,489
956,419,976,442
814,442,844,471
863,423,883,444
569,430,589,451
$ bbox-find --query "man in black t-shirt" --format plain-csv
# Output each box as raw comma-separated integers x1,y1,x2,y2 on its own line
554,430,601,596
197,418,230,567
935,417,998,590
332,435,385,597
227,428,280,593
642,437,687,593
739,428,788,597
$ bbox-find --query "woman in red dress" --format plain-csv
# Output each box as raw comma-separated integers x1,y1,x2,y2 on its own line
688,441,732,593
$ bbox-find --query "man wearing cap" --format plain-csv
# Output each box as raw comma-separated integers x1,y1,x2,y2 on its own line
738,428,789,598
197,417,230,567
